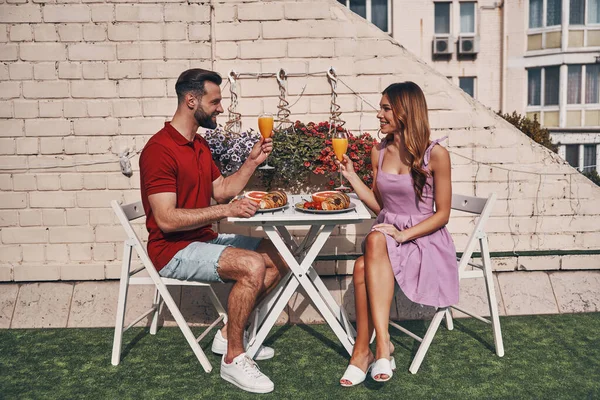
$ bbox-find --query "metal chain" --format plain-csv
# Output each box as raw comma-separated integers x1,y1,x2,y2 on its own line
275,68,293,131
327,67,346,136
224,70,242,134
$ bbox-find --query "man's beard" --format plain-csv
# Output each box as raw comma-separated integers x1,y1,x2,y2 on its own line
194,107,217,129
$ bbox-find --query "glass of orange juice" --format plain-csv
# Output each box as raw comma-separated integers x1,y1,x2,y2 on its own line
332,128,349,190
258,112,274,170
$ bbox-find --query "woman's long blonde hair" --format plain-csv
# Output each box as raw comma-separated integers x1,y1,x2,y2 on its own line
382,82,431,201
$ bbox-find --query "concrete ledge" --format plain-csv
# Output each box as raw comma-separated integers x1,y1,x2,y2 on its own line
1,270,599,329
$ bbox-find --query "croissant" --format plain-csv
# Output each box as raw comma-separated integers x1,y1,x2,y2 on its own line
321,192,351,211
259,190,288,209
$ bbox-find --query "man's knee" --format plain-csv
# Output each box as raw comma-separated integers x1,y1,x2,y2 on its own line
240,252,266,286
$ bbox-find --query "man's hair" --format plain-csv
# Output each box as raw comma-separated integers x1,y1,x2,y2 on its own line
175,69,222,104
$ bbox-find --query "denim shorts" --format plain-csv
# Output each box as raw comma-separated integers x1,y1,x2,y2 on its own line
159,234,262,283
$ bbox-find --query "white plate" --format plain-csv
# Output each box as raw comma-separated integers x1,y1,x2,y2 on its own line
256,204,288,213
294,202,356,214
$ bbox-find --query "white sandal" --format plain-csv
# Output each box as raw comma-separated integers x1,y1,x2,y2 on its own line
370,357,396,382
340,362,374,387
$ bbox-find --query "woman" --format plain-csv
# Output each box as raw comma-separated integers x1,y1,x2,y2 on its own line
338,82,458,386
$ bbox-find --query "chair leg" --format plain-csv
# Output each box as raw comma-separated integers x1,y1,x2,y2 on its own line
150,287,162,335
480,237,504,357
111,245,132,366
409,308,446,374
208,285,227,325
445,308,454,331
154,281,213,373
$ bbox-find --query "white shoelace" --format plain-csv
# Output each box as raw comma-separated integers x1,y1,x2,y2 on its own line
238,356,264,379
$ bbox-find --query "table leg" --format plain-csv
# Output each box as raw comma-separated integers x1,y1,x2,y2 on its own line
274,226,299,254
306,267,357,343
264,225,355,356
294,225,321,256
246,276,300,359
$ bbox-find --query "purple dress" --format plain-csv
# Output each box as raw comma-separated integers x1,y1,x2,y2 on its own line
368,137,459,308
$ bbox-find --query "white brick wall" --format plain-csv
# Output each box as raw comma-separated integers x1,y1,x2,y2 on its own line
0,0,598,283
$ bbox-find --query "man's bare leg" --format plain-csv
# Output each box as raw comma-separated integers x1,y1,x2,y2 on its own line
220,239,288,340
216,247,267,363
255,239,288,303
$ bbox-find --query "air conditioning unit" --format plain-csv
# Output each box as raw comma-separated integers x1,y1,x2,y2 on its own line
458,36,479,54
433,36,453,55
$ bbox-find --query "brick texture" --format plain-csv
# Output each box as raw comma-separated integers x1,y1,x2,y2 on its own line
0,0,597,293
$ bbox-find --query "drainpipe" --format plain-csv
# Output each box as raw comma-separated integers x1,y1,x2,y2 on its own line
500,1,506,113
481,1,505,112
210,0,216,70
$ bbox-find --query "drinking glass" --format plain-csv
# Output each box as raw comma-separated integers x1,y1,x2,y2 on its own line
332,129,349,190
258,112,274,170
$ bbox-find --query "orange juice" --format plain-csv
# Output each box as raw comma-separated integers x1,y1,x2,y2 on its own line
332,138,348,161
258,116,274,138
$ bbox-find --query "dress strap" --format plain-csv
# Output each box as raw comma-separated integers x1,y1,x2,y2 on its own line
423,136,448,167
378,138,388,170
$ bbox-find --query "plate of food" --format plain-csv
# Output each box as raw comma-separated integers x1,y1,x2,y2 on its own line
244,190,288,212
295,191,355,214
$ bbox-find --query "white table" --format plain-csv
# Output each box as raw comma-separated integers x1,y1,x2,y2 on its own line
228,194,373,358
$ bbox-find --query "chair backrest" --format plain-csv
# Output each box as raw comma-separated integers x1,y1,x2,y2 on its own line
121,201,145,221
111,200,147,256
451,193,496,275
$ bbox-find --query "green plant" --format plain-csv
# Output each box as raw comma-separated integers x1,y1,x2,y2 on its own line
258,121,377,191
583,169,600,186
205,127,260,176
498,111,558,153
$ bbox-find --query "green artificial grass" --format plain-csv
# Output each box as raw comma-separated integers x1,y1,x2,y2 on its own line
1,313,599,399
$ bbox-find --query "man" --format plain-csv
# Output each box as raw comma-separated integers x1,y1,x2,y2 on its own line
139,69,286,394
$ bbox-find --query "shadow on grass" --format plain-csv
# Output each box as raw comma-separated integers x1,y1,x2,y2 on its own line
451,318,496,353
120,328,152,361
263,323,293,347
297,324,348,359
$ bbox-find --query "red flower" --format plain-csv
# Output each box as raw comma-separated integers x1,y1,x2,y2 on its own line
304,161,311,167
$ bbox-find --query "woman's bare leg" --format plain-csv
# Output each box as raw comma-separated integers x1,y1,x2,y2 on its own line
364,231,395,380
340,256,374,385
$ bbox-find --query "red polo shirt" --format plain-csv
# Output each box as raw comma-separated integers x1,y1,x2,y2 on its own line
139,122,221,271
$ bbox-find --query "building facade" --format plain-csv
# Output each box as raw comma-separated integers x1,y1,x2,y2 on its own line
339,0,600,173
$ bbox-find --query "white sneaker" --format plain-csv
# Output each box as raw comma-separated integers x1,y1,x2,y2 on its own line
220,353,274,394
211,329,275,360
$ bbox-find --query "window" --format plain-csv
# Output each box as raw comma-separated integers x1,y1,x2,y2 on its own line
547,0,562,26
585,64,600,103
435,2,451,34
569,0,600,24
530,0,543,27
338,0,390,32
571,0,585,24
568,65,582,104
590,0,600,23
545,66,560,105
460,2,476,34
565,64,600,104
583,144,597,172
565,144,580,168
459,77,475,97
528,68,542,106
529,0,562,28
371,0,389,32
527,67,560,106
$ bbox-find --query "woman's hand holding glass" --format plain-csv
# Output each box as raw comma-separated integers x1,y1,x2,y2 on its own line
336,154,357,184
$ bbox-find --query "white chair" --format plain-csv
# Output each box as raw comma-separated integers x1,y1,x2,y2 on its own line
389,193,504,373
111,200,227,373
